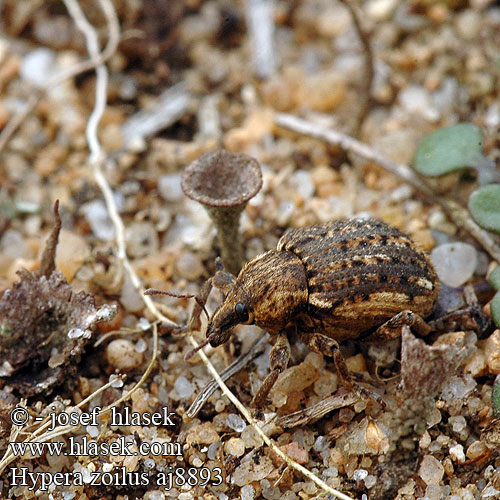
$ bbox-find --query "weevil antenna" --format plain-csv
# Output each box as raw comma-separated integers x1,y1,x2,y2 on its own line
144,288,210,322
184,331,219,360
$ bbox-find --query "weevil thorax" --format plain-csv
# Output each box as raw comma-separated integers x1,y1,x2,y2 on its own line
207,249,308,345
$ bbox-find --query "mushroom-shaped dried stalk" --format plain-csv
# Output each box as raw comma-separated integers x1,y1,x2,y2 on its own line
181,150,262,275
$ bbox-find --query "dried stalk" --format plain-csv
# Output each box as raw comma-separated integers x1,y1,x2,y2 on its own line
338,0,374,136
187,333,269,418
275,112,500,263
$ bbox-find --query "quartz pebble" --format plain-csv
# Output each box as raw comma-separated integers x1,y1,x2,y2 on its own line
106,339,143,371
224,437,245,457
241,485,256,500
158,174,184,203
20,48,58,87
484,330,500,374
430,243,478,288
226,413,246,432
174,376,194,398
419,455,444,485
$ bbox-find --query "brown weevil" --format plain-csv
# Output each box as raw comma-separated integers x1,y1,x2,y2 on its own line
148,217,442,408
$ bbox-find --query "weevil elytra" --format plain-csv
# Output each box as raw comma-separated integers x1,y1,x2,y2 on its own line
149,217,443,408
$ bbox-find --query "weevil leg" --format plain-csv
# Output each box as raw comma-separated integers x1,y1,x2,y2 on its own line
250,332,291,409
300,332,386,408
360,310,431,343
182,276,213,334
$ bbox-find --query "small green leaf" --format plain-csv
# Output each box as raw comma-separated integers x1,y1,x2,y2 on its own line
468,185,500,234
413,123,484,177
489,266,500,291
494,373,500,417
491,292,500,329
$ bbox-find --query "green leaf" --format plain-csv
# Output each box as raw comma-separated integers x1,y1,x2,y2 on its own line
491,292,500,329
413,123,484,177
468,185,500,233
494,373,500,417
489,266,500,291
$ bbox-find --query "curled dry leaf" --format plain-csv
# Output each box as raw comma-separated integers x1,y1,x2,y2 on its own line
0,202,116,396
400,326,475,402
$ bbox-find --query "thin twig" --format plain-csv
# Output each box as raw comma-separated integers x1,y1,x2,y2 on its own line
275,112,500,263
187,333,269,418
245,0,278,79
187,335,355,500
338,0,374,137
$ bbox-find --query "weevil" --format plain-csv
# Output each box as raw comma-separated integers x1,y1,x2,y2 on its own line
150,218,445,408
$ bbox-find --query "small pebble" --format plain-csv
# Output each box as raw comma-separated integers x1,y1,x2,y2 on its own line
106,339,143,371
484,330,500,374
466,441,490,461
158,174,184,203
174,375,194,398
419,455,444,485
186,422,220,445
430,243,478,288
20,48,57,87
278,441,309,465
224,437,245,457
241,485,256,500
82,199,115,241
175,251,204,280
226,413,247,432
449,444,465,463
125,222,159,258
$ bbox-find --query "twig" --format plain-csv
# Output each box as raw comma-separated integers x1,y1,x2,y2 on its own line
63,0,177,327
121,83,190,149
275,112,500,263
245,0,278,79
0,1,120,154
338,0,374,137
187,334,355,500
186,333,269,418
276,389,358,428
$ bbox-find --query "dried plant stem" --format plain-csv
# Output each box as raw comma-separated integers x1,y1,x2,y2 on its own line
275,112,500,263
338,0,374,136
187,333,269,418
187,336,355,500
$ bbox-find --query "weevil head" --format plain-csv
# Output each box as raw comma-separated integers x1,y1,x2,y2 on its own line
206,250,308,346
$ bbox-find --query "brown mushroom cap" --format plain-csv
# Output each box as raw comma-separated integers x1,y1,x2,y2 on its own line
181,150,262,208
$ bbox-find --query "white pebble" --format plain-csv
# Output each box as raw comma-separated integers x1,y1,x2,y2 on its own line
174,376,194,398
20,48,57,87
449,444,465,463
430,243,478,288
226,413,247,432
144,491,165,500
87,425,99,438
289,170,315,199
399,85,439,122
158,174,184,203
135,338,147,353
82,200,115,241
418,455,444,485
241,484,256,500
106,339,144,371
353,469,368,481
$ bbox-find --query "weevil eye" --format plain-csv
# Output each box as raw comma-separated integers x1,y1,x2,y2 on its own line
235,302,249,323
